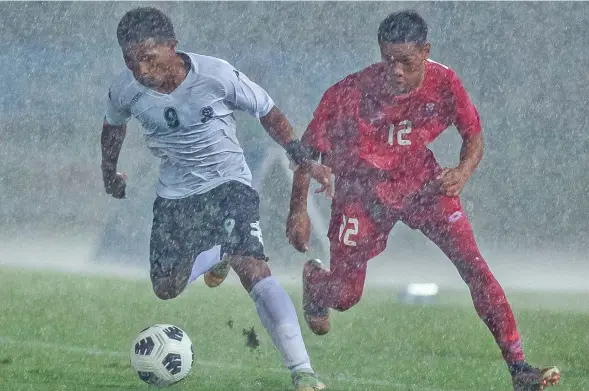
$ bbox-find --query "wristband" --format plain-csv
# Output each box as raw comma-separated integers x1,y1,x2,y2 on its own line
285,139,312,167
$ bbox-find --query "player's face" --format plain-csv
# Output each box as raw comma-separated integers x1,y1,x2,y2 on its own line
379,42,430,93
123,39,177,89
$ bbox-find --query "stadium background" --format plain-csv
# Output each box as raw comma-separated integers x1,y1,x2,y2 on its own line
1,2,587,291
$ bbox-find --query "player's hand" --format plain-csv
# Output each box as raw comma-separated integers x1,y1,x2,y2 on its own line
306,161,333,199
440,167,470,197
286,208,311,252
103,171,127,199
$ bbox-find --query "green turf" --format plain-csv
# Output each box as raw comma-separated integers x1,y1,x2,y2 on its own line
0,267,587,390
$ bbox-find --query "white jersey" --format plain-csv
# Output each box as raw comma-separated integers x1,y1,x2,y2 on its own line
104,52,274,199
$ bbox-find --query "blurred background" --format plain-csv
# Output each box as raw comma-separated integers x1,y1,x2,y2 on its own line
1,2,587,292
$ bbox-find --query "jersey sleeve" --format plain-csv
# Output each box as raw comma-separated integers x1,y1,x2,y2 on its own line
104,86,131,126
450,71,482,138
223,67,275,118
301,87,337,154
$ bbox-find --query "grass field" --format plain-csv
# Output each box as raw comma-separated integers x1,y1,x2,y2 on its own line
0,266,587,391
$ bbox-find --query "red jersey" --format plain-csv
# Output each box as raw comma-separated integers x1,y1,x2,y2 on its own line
302,59,482,208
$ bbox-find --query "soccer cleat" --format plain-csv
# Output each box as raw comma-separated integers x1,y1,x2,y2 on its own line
510,361,560,391
292,370,326,391
203,257,231,288
302,259,330,335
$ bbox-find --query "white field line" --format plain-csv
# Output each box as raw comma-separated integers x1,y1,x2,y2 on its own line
0,336,464,390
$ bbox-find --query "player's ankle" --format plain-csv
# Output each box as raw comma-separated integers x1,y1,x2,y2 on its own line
508,360,530,376
290,362,313,375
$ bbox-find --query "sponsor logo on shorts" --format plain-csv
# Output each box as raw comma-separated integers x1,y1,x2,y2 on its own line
448,211,463,223
250,221,263,245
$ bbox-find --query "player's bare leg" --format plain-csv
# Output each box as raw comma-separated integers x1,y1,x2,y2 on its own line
203,256,230,288
230,255,325,391
302,259,331,335
179,245,230,288
420,208,560,390
151,265,192,300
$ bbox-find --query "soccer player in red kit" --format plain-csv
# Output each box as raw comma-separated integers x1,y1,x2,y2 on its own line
287,10,560,391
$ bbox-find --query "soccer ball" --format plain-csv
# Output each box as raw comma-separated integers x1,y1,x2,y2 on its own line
130,324,194,387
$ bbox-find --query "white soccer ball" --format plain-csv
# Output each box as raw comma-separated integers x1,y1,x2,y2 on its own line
130,324,194,387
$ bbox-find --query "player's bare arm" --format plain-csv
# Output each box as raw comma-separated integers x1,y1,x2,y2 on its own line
260,107,332,197
440,131,484,197
259,106,297,148
286,147,331,253
101,122,127,199
286,167,312,252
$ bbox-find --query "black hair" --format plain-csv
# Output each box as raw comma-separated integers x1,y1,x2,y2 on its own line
378,10,428,45
117,7,176,48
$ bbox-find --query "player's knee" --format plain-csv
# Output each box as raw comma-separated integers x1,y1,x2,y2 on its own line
332,282,363,311
152,284,182,300
333,294,362,311
150,260,191,300
152,276,187,300
230,256,271,292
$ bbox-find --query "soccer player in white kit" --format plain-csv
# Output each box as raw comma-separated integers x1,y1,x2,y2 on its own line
101,7,330,390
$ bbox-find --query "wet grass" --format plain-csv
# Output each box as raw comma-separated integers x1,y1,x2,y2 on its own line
0,267,587,390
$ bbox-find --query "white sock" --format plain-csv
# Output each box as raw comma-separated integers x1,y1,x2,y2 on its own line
187,245,222,284
250,276,313,374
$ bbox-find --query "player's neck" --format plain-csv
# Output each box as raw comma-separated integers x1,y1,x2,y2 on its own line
152,54,189,94
394,76,424,96
384,66,426,97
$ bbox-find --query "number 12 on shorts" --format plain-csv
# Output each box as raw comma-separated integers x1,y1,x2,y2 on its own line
338,215,359,247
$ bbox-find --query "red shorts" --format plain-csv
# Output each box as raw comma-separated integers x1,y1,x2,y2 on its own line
328,193,465,263
318,192,480,311
315,192,504,334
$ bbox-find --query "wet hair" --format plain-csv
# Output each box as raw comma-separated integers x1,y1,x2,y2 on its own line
378,10,428,45
117,7,176,48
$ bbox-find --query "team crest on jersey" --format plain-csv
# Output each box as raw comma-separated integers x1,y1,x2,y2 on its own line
423,102,436,117
201,106,214,123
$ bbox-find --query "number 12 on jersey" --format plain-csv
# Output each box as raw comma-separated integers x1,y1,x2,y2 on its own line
338,215,359,247
388,120,412,146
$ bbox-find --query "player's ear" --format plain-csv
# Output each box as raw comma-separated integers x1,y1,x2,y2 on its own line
166,39,178,52
122,52,134,71
421,42,431,60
